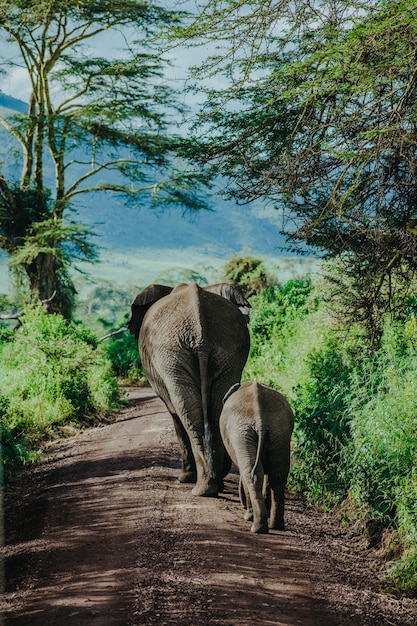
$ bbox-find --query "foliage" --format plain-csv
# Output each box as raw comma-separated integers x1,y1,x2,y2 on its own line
245,299,329,400
320,257,417,348
104,330,146,384
348,319,417,510
170,0,417,343
290,339,355,504
222,252,277,297
248,276,314,352
245,270,417,592
0,308,119,473
344,322,417,592
389,468,417,593
0,0,208,314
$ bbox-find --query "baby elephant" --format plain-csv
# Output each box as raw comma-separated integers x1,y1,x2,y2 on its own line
220,381,294,533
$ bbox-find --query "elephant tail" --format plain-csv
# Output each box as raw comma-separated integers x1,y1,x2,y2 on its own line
250,426,264,485
199,351,215,478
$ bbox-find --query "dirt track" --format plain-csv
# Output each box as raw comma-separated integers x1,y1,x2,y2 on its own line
2,388,417,625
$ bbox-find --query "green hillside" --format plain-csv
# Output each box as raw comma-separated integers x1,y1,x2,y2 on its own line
80,192,288,256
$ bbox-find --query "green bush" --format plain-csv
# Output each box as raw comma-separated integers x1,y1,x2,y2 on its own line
105,330,147,383
389,469,417,593
222,252,277,297
244,277,321,396
350,372,417,521
0,308,119,472
291,339,354,503
249,278,313,344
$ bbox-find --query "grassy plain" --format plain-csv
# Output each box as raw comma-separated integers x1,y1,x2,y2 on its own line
1,246,319,300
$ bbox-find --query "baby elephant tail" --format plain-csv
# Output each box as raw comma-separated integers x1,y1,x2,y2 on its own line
222,382,241,405
250,426,265,484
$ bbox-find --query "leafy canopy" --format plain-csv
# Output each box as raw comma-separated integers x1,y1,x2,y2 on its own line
170,0,417,344
0,0,208,313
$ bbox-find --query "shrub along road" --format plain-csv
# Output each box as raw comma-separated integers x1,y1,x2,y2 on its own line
2,388,417,625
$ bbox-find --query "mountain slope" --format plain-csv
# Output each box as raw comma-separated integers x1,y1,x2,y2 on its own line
0,92,27,114
77,189,289,257
70,190,304,290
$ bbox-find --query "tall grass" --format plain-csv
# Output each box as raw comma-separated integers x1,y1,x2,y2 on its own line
346,320,417,592
245,280,417,593
105,329,147,383
0,308,119,473
244,278,327,397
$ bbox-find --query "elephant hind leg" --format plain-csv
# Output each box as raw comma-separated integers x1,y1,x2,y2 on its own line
173,405,218,497
262,475,285,529
191,478,218,497
242,476,269,533
250,497,269,533
269,483,286,531
172,414,197,484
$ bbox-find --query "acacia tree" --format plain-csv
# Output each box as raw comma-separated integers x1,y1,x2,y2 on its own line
173,0,417,344
222,253,276,297
0,0,206,316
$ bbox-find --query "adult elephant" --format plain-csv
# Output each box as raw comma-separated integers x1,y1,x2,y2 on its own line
127,282,251,497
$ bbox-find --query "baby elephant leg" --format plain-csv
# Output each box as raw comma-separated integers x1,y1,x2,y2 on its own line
245,477,269,534
239,478,253,521
269,482,286,531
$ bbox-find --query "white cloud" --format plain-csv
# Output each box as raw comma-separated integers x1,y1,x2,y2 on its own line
0,65,31,101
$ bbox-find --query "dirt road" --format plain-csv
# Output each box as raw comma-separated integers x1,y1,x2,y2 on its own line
3,388,417,625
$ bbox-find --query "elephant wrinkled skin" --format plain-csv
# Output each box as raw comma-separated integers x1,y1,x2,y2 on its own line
127,282,251,497
220,381,294,533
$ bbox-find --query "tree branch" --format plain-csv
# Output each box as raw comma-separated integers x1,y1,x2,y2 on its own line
98,327,127,342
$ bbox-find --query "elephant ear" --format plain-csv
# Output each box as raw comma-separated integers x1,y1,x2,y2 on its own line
127,284,173,339
204,283,251,323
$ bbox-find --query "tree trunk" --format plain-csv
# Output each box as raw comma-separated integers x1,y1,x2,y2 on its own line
25,251,57,307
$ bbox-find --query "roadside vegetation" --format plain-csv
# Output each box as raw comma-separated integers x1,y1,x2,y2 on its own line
0,308,119,475
238,260,417,595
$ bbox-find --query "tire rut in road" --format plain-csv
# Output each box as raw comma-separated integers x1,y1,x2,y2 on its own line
131,466,221,626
